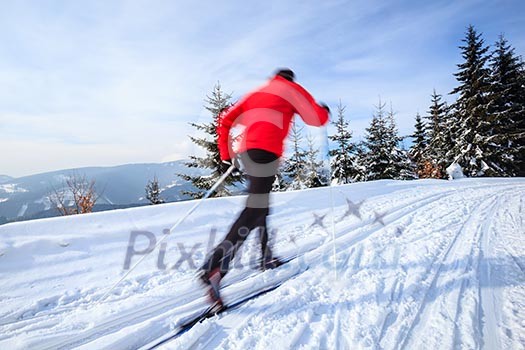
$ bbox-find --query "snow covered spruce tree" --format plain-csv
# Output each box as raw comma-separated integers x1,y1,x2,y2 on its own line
424,90,451,178
448,25,493,176
328,101,358,184
387,106,417,179
178,82,240,198
487,34,525,176
352,142,369,182
304,135,328,188
360,100,391,180
282,120,308,190
145,176,165,205
408,112,427,177
360,100,415,180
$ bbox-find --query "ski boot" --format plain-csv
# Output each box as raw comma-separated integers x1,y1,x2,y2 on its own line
198,267,224,309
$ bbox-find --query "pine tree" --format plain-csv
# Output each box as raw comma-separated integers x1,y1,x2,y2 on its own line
304,135,327,188
145,176,165,205
361,100,391,179
328,100,358,184
449,25,492,177
359,100,415,181
282,120,308,189
409,112,427,176
386,105,417,180
178,82,240,198
271,172,287,192
353,142,368,182
425,90,450,178
487,34,525,176
361,99,392,180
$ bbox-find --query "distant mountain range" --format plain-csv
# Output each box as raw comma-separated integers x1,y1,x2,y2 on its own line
0,161,206,224
0,175,13,184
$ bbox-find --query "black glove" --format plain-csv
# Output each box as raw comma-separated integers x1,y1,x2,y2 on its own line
220,159,241,176
319,102,330,114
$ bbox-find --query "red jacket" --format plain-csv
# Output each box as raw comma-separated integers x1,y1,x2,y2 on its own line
217,75,329,161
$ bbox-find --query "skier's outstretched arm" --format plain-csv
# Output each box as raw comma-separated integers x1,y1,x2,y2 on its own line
290,83,330,127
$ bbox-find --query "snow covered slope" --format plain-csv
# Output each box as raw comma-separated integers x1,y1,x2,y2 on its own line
0,178,524,349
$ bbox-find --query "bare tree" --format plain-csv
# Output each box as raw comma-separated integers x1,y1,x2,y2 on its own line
50,173,101,215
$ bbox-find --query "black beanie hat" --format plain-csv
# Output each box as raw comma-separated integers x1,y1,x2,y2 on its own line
275,68,295,82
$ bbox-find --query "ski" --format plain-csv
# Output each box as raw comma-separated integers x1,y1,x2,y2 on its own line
138,305,217,350
176,300,225,336
139,255,305,350
209,253,300,291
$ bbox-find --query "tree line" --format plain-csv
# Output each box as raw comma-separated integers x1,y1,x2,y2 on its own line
329,24,524,183
147,25,524,201
410,25,524,178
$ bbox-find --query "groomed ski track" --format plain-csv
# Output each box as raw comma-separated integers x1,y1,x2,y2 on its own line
0,178,524,349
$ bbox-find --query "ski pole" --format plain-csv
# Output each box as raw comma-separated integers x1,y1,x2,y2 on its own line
321,125,338,280
97,164,236,304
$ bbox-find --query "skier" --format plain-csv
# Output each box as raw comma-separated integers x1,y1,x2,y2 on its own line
199,68,330,304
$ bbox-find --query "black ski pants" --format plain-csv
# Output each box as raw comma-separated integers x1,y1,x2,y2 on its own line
202,149,279,276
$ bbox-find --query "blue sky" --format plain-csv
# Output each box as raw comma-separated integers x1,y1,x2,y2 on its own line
1,0,524,177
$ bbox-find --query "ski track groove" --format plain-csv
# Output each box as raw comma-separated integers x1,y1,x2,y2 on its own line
0,245,293,329
453,192,503,349
372,189,485,349
33,263,304,350
395,189,510,350
1,281,193,329
395,195,488,349
495,191,524,265
477,193,511,350
2,250,305,343
186,325,216,350
452,195,496,349
375,275,402,349
4,281,202,336
495,193,525,275
451,209,490,350
372,188,510,348
452,277,469,348
331,306,343,350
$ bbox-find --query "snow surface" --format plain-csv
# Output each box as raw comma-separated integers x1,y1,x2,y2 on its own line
0,184,28,194
0,178,524,349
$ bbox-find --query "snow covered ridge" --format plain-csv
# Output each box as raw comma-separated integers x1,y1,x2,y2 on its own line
0,178,524,349
0,160,205,223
